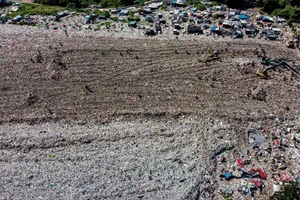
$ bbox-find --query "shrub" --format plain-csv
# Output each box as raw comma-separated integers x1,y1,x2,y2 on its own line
127,16,140,22
196,4,206,11
110,16,118,21
160,5,167,11
129,11,134,17
270,181,300,200
92,10,110,18
100,21,111,26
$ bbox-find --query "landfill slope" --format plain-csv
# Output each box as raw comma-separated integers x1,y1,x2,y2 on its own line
0,25,300,199
0,119,235,199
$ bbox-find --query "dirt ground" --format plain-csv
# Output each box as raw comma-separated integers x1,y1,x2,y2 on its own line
0,24,300,199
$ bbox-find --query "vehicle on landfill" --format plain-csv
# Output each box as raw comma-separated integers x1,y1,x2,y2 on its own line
159,18,166,24
245,24,259,37
140,7,152,15
145,15,153,22
1,14,7,23
264,34,277,40
138,25,146,29
145,27,156,36
222,20,233,29
117,17,124,22
262,16,274,23
12,15,22,22
155,23,162,34
98,15,106,20
187,23,203,34
276,17,285,23
110,9,118,14
256,57,300,78
57,11,69,18
206,52,220,62
211,25,222,35
85,14,97,24
232,29,243,39
286,39,299,49
119,9,129,16
128,21,137,28
173,23,181,30
11,6,19,12
52,11,69,22
173,29,179,35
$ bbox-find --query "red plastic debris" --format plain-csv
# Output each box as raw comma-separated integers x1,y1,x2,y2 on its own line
236,158,244,167
251,179,263,188
257,168,267,179
250,168,257,173
279,172,293,182
274,139,281,146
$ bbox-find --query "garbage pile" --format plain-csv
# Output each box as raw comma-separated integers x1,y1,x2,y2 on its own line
260,26,283,40
2,1,296,42
215,122,300,198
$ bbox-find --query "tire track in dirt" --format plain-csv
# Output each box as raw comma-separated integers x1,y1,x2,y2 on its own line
1,29,300,124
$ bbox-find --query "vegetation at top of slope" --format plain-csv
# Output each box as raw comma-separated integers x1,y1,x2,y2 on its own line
255,0,300,23
7,3,65,18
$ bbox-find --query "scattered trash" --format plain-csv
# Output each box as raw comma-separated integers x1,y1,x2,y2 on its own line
273,184,280,192
220,187,234,196
220,171,234,180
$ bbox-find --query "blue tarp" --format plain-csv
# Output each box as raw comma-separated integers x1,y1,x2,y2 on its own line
223,172,233,180
239,14,249,20
211,25,217,31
